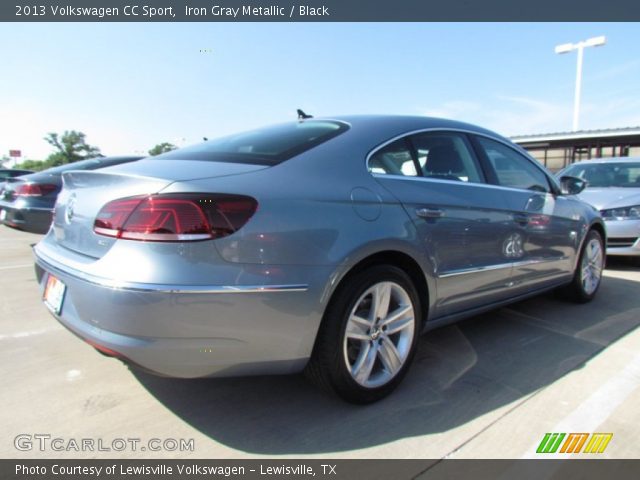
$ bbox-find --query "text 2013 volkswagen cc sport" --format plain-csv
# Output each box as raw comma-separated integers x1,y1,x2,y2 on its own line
34,116,606,403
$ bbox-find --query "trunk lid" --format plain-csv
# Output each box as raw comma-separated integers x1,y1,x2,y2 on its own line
52,160,267,259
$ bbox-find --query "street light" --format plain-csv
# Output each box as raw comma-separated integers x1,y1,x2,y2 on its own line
555,35,606,131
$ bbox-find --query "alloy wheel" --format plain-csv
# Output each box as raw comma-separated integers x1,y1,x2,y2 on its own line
343,281,416,388
581,237,603,295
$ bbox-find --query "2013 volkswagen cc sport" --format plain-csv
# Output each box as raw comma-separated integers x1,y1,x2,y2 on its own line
34,115,606,403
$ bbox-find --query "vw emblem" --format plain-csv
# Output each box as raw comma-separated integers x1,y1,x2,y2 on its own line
65,194,77,224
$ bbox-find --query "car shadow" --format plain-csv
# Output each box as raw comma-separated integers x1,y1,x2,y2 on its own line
132,275,640,454
605,256,639,272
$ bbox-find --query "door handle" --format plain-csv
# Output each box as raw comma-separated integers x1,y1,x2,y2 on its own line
416,208,445,219
513,213,529,226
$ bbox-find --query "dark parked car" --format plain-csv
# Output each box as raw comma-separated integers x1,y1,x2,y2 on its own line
1,156,142,234
33,116,605,403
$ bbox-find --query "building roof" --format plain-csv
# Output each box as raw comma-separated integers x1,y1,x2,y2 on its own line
512,126,640,144
571,156,640,165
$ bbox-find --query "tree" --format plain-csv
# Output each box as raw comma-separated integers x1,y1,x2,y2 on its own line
148,142,177,156
14,159,46,171
44,131,101,165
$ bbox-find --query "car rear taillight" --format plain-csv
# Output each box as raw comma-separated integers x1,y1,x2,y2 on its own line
15,183,57,196
93,193,257,241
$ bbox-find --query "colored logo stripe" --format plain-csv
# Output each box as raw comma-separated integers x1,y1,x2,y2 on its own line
536,433,566,453
584,433,613,453
537,433,613,454
560,433,589,453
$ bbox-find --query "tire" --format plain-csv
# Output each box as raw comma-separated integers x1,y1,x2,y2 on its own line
563,229,605,303
305,265,422,404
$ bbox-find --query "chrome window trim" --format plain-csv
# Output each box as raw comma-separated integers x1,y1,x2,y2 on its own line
34,250,308,294
365,127,558,195
371,172,556,197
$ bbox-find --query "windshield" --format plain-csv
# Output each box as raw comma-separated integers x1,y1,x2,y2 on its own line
155,120,349,166
562,162,640,188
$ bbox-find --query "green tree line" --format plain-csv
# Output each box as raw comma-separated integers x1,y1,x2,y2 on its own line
12,131,177,172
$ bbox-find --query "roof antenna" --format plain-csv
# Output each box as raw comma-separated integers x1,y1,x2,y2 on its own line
297,109,313,120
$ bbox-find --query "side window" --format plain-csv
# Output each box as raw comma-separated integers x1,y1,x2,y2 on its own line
410,132,483,183
476,137,551,193
368,139,418,176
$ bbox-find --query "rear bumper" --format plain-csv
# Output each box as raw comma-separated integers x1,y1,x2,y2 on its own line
34,243,332,378
604,219,640,257
0,202,52,234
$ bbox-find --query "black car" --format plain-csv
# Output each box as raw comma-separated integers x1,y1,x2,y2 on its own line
0,156,142,234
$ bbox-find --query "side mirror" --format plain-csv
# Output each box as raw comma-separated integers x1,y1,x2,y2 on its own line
559,175,587,195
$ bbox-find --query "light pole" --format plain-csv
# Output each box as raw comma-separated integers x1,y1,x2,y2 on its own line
555,35,606,132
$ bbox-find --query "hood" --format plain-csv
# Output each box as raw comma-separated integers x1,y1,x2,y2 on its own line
578,187,640,211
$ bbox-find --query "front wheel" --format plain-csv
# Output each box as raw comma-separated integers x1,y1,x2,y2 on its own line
564,229,605,303
305,265,422,404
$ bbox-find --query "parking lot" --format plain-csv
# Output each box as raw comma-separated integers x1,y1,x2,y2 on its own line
2,225,640,459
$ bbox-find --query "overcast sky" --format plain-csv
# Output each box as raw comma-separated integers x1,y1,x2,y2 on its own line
2,22,639,160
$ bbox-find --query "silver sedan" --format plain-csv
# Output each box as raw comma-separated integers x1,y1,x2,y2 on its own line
34,115,605,403
559,158,640,257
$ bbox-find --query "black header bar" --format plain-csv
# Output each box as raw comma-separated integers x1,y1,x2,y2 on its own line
3,0,640,22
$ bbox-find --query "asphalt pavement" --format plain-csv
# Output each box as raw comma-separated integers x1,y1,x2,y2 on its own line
2,225,639,459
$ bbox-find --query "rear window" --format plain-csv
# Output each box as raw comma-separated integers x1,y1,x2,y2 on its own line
39,158,102,174
33,157,140,176
156,120,349,165
0,170,32,178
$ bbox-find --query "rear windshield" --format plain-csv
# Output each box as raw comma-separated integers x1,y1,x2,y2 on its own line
38,158,103,174
36,157,140,175
155,120,349,165
0,170,32,178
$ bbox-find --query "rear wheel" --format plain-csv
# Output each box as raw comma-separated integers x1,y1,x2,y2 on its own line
306,265,421,403
564,229,605,303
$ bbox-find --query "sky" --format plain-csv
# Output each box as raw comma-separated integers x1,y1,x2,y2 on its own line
1,22,640,161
